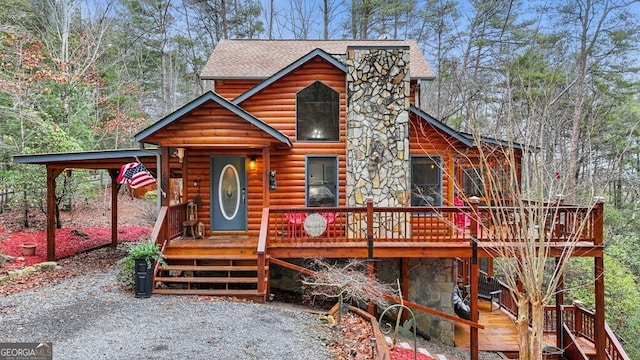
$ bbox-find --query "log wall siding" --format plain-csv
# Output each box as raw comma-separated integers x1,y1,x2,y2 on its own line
214,79,261,100
409,115,468,237
143,102,282,148
237,57,348,209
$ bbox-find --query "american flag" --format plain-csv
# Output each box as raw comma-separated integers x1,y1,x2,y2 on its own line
117,162,156,189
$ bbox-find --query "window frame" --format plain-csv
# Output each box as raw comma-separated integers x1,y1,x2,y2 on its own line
295,81,340,142
305,156,339,207
410,155,443,208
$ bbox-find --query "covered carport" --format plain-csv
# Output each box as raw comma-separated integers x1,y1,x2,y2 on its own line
12,149,160,261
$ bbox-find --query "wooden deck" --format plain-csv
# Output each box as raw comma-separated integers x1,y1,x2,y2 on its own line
455,301,596,358
455,300,520,353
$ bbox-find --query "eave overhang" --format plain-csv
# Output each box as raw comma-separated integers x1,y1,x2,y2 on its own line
135,91,292,148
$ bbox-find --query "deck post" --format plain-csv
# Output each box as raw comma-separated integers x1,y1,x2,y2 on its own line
400,258,409,322
160,147,170,242
469,197,480,360
594,255,605,360
46,167,62,261
555,257,564,350
109,169,119,248
366,198,376,315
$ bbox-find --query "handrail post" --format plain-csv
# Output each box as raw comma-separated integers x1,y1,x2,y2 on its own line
257,207,270,301
366,198,375,315
593,198,605,246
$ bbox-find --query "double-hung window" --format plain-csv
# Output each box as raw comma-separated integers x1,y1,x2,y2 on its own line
411,156,442,207
306,157,338,207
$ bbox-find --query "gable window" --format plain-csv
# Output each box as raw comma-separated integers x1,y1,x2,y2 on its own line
411,156,442,207
306,156,338,207
297,82,339,141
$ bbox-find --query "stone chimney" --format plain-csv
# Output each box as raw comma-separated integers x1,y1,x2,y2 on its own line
345,46,411,208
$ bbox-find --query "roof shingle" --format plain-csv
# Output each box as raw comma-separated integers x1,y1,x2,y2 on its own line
201,39,434,80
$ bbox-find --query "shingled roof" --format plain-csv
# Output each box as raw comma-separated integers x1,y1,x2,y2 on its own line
201,39,435,80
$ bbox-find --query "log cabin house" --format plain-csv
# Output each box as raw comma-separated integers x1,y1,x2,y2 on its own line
13,40,624,360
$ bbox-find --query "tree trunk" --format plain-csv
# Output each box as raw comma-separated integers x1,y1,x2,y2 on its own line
529,300,544,360
516,296,531,360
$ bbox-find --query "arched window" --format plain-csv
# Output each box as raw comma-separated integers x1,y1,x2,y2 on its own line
296,81,339,141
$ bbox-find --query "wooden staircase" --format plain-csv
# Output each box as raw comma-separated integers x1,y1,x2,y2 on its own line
152,237,268,302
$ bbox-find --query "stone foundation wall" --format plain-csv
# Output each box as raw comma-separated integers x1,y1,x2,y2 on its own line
377,258,456,345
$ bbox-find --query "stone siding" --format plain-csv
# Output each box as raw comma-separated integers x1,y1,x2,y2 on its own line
345,46,411,209
377,258,456,346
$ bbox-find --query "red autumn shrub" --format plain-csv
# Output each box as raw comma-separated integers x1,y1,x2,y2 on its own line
0,226,150,270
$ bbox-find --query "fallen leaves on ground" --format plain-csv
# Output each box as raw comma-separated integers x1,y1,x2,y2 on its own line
0,226,150,270
391,347,436,360
326,312,375,359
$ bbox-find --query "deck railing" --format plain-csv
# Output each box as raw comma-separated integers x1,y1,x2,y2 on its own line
266,200,602,246
149,203,188,246
543,306,630,360
168,203,187,240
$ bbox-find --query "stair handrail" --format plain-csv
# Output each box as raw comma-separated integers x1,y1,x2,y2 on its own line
547,305,630,360
604,322,630,360
256,207,270,297
150,206,168,246
561,322,589,360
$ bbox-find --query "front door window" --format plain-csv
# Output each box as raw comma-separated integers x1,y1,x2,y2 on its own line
218,164,240,220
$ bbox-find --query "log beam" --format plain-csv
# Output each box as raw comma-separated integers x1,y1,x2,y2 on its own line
46,167,63,261
109,169,119,248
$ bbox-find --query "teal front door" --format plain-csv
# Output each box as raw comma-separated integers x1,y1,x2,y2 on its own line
211,156,247,231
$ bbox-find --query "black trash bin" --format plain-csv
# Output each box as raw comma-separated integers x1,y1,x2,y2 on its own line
134,258,153,298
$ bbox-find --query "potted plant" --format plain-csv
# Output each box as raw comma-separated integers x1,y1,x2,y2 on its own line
117,241,167,298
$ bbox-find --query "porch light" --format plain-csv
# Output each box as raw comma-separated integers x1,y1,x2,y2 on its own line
249,156,257,171
176,148,185,163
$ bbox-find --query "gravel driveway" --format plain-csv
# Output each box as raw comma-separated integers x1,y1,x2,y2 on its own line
0,266,332,360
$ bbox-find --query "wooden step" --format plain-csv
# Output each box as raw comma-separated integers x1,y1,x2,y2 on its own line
155,276,258,284
153,288,265,301
163,254,258,260
161,265,258,272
